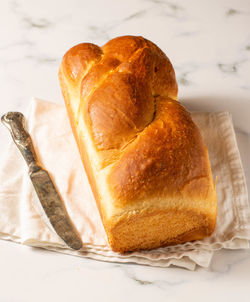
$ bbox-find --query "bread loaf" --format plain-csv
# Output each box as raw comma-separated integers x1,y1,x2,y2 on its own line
59,35,217,252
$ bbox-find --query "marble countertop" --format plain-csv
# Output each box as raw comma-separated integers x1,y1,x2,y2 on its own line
0,0,249,301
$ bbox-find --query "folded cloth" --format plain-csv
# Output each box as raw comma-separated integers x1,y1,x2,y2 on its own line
0,98,249,270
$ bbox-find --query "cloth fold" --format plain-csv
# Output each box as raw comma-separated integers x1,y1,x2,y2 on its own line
0,98,249,270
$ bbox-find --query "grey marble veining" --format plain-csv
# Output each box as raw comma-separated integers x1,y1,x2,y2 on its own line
0,0,250,301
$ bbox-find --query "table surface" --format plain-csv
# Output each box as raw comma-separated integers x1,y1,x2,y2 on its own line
0,0,250,301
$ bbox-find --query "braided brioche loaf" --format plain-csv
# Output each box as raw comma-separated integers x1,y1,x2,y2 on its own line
59,35,217,252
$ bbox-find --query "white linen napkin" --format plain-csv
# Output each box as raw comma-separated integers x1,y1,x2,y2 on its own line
0,98,249,270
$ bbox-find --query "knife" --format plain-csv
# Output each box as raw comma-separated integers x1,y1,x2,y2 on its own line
1,112,82,250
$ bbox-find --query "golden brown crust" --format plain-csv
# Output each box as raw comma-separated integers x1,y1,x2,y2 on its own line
108,97,211,205
59,35,217,253
59,64,105,221
61,43,102,85
109,209,215,252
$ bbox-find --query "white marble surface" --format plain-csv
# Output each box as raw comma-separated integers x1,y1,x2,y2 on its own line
0,0,249,301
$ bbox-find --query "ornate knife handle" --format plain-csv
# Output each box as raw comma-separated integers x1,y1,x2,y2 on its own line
1,112,40,174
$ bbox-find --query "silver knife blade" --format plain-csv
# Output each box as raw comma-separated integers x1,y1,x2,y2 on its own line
30,168,82,250
1,112,82,250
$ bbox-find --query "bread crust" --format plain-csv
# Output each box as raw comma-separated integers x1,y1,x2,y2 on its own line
59,35,217,252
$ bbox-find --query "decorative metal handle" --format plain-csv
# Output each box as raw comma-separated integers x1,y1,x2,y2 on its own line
1,112,40,174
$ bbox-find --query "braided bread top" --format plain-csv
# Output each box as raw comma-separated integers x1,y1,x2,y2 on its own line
59,36,214,209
